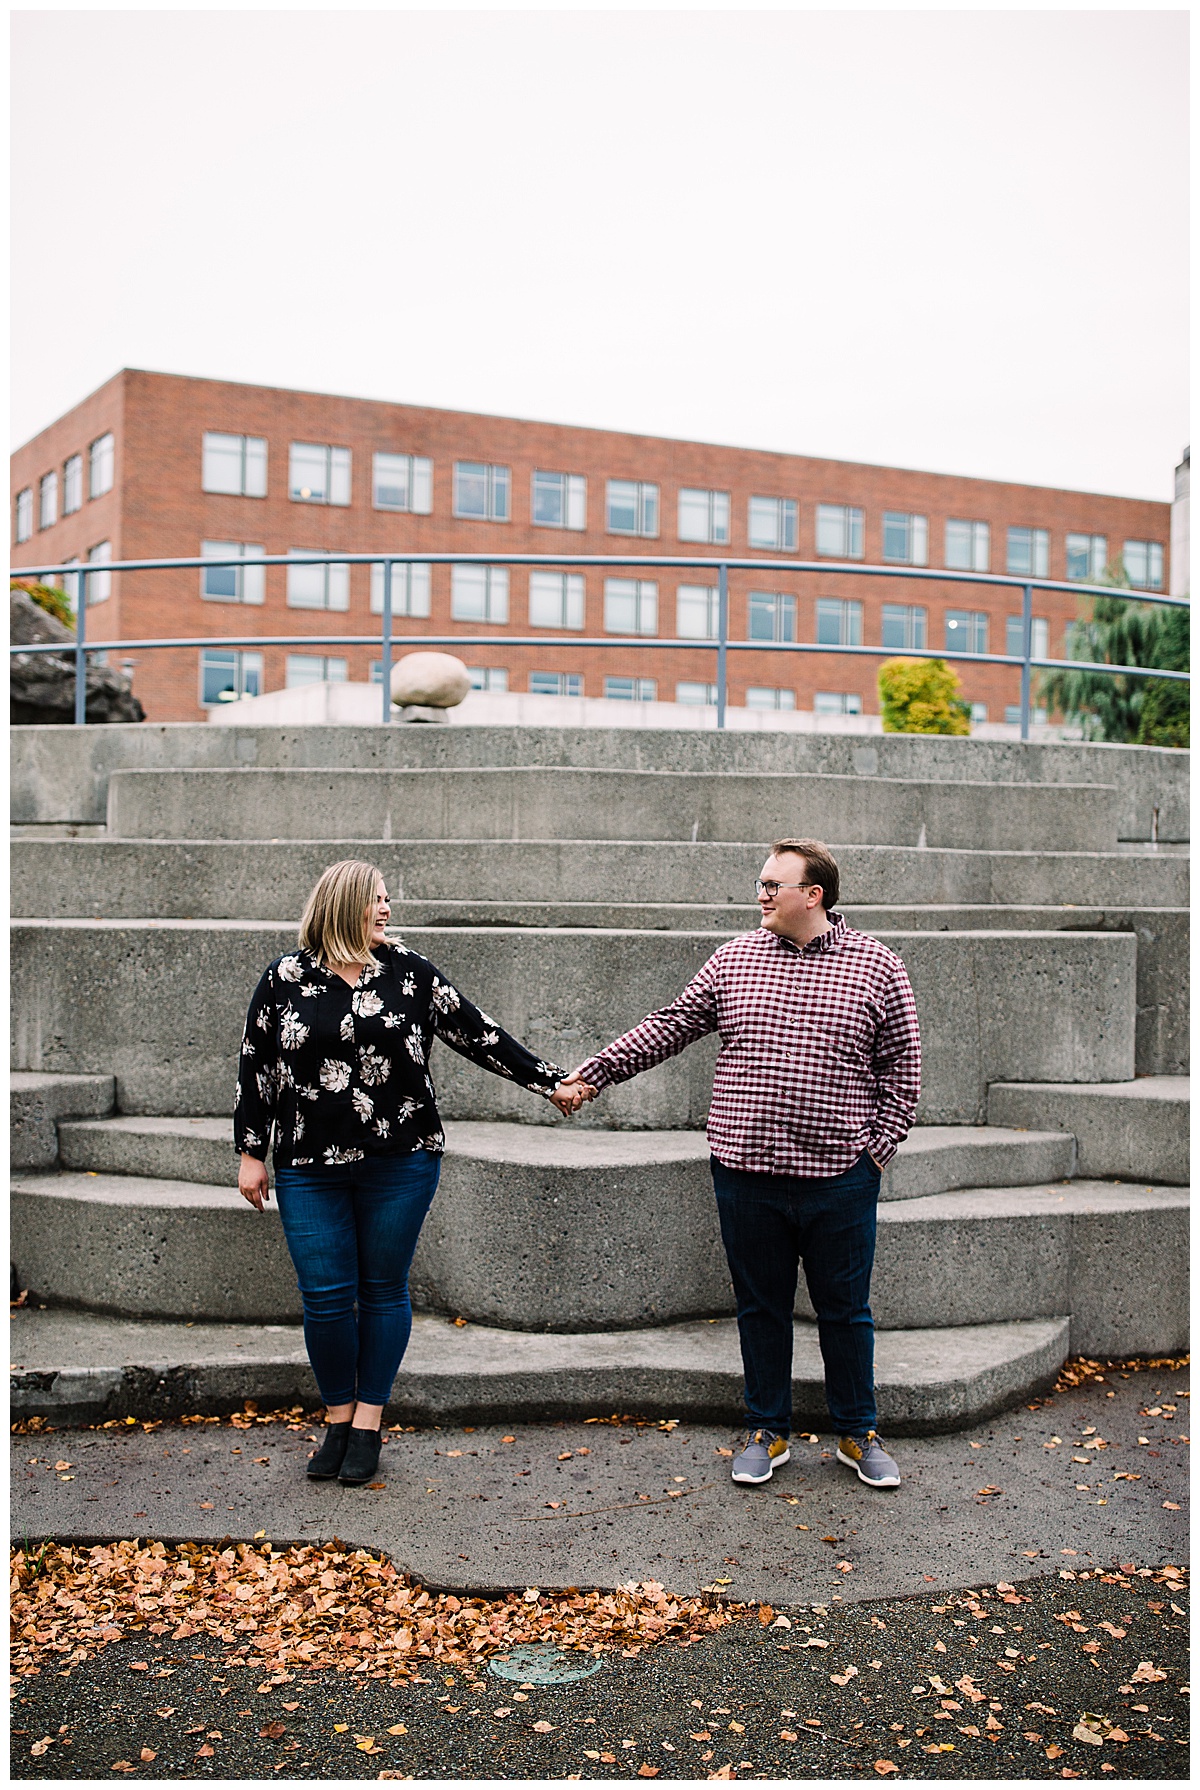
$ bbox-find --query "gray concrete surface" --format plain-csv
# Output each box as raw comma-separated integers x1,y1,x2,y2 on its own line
11,836,1189,915
10,921,1137,1122
10,1071,115,1169
8,1305,1068,1434
12,719,1188,840
988,1077,1190,1185
105,765,1121,853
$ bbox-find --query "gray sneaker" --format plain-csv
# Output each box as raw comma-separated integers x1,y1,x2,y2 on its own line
730,1429,791,1485
836,1430,900,1488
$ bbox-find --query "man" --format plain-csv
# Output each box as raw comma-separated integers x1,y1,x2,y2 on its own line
561,838,921,1491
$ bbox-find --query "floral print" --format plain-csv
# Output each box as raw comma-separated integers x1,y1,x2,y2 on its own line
235,941,564,1168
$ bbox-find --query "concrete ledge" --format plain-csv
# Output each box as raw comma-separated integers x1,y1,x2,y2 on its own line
106,765,1120,853
10,1071,115,1170
7,1306,1070,1434
987,1077,1189,1185
10,922,1138,1124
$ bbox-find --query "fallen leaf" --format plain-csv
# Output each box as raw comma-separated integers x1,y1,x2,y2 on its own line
196,1744,215,1758
780,1730,798,1742
260,1721,286,1739
153,1709,175,1719
110,1763,136,1773
690,1732,712,1742
532,1721,554,1733
30,1739,54,1757
874,1763,900,1777
1045,1744,1064,1759
1072,1722,1103,1746
387,1724,408,1735
128,1662,149,1672
282,1702,300,1712
139,1748,157,1763
1163,1501,1181,1510
758,1606,775,1626
729,1720,745,1733
637,1766,661,1778
1130,1661,1167,1683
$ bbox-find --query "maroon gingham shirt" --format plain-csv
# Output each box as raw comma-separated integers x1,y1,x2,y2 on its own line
574,914,921,1177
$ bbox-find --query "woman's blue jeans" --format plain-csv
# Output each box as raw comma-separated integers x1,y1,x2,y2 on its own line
273,1151,440,1408
711,1149,881,1439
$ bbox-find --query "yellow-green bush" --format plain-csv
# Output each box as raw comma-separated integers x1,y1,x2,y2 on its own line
12,579,74,631
877,657,971,735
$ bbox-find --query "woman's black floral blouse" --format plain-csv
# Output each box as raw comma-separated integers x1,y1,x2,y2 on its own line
235,941,566,1169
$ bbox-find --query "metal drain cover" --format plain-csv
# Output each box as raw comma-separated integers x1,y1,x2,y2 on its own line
488,1643,604,1685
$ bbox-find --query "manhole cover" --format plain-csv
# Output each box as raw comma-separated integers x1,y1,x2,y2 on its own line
488,1643,604,1685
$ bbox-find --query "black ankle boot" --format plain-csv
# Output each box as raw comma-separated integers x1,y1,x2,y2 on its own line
338,1425,383,1486
306,1421,352,1479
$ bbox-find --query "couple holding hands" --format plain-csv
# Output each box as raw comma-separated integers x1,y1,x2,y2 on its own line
236,844,921,1491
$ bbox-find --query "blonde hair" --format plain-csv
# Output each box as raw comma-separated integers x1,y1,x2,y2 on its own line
299,860,384,966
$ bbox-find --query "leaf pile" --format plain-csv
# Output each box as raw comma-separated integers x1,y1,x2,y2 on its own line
1053,1354,1188,1392
11,1540,744,1682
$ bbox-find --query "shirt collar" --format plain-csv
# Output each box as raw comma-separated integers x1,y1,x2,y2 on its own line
771,910,847,956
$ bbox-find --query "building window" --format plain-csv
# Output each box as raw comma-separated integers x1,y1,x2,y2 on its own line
454,461,510,521
1006,526,1049,578
676,681,717,705
289,442,351,506
89,432,114,498
86,540,113,603
604,577,658,635
882,511,928,565
531,470,586,530
200,649,262,706
1066,533,1107,582
945,610,988,654
62,454,83,514
747,590,796,643
1005,704,1047,726
944,518,990,572
286,654,348,688
881,604,927,651
607,479,659,537
286,551,350,610
39,471,58,531
605,676,658,701
677,583,720,639
677,488,730,544
468,666,508,691
451,565,509,623
201,541,265,605
1005,615,1049,660
746,687,796,710
373,452,432,514
814,691,862,716
748,496,797,551
370,562,431,616
1123,540,1164,590
529,570,585,629
815,597,862,646
530,671,583,697
815,503,864,559
14,488,33,543
970,702,988,724
202,431,267,497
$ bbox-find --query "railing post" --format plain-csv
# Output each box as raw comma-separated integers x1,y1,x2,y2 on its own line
381,559,394,725
74,566,88,726
1019,582,1033,742
716,563,729,729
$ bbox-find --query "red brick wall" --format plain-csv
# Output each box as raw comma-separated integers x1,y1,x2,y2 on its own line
12,369,1171,723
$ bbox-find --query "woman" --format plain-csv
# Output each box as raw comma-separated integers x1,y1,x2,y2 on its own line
236,859,582,1486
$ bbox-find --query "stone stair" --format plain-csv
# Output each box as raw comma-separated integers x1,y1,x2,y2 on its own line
9,721,1190,1433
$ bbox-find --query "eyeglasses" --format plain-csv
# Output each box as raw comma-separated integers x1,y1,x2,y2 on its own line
755,879,816,899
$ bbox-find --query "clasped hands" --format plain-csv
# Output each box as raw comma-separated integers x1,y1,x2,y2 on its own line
548,1071,599,1117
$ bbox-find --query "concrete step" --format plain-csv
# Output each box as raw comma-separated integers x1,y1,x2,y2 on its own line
988,1076,1189,1186
11,920,1137,1124
12,719,1187,842
105,766,1120,852
11,1071,115,1170
7,1304,1071,1434
11,838,1188,915
54,1114,1078,1204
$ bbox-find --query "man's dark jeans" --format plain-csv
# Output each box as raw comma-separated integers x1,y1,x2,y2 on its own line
711,1149,881,1438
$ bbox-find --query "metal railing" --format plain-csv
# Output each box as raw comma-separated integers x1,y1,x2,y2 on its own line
10,550,1189,736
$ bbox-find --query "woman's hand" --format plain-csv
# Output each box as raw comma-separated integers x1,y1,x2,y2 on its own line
238,1154,271,1210
549,1073,598,1116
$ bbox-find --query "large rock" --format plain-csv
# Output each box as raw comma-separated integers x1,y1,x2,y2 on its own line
9,587,144,726
390,651,471,710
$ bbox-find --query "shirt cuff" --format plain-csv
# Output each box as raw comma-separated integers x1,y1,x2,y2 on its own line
866,1135,897,1169
571,1057,614,1092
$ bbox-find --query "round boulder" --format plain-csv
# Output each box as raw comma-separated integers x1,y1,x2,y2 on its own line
389,651,471,709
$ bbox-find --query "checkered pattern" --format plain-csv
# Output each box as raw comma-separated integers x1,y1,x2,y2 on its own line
574,914,921,1177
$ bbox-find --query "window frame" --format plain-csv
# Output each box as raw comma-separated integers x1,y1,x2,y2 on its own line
450,564,509,624
813,690,863,717
747,495,798,552
676,583,721,640
199,647,263,708
38,470,58,531
815,597,863,647
881,510,928,566
372,451,433,515
370,561,432,617
88,432,115,499
289,441,351,507
286,550,350,611
1006,525,1050,579
677,487,731,545
815,503,864,560
201,431,268,498
944,518,990,572
529,670,584,697
62,454,83,515
14,487,33,543
531,469,586,531
604,676,658,701
745,686,796,710
880,603,927,651
529,569,586,630
200,540,266,606
1005,614,1049,660
453,461,510,521
285,653,349,688
675,680,718,706
603,576,658,636
606,478,659,538
944,609,989,655
1122,539,1164,590
747,589,797,644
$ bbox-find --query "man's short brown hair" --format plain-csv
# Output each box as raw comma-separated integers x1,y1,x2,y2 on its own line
770,838,840,911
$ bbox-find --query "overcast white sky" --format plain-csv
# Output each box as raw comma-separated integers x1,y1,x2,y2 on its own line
11,7,1189,500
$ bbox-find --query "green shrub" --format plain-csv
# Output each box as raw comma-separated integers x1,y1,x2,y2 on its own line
877,657,971,735
12,579,74,631
1038,563,1189,747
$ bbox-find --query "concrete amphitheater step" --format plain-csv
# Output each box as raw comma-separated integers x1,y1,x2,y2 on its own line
10,920,1137,1123
988,1076,1189,1186
7,1305,1071,1435
11,1070,116,1170
104,765,1121,853
10,837,1188,916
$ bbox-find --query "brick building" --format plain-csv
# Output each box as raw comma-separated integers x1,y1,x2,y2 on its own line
11,368,1172,724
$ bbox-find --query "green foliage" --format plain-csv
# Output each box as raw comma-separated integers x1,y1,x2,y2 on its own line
1038,562,1188,746
877,657,971,735
12,578,74,631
